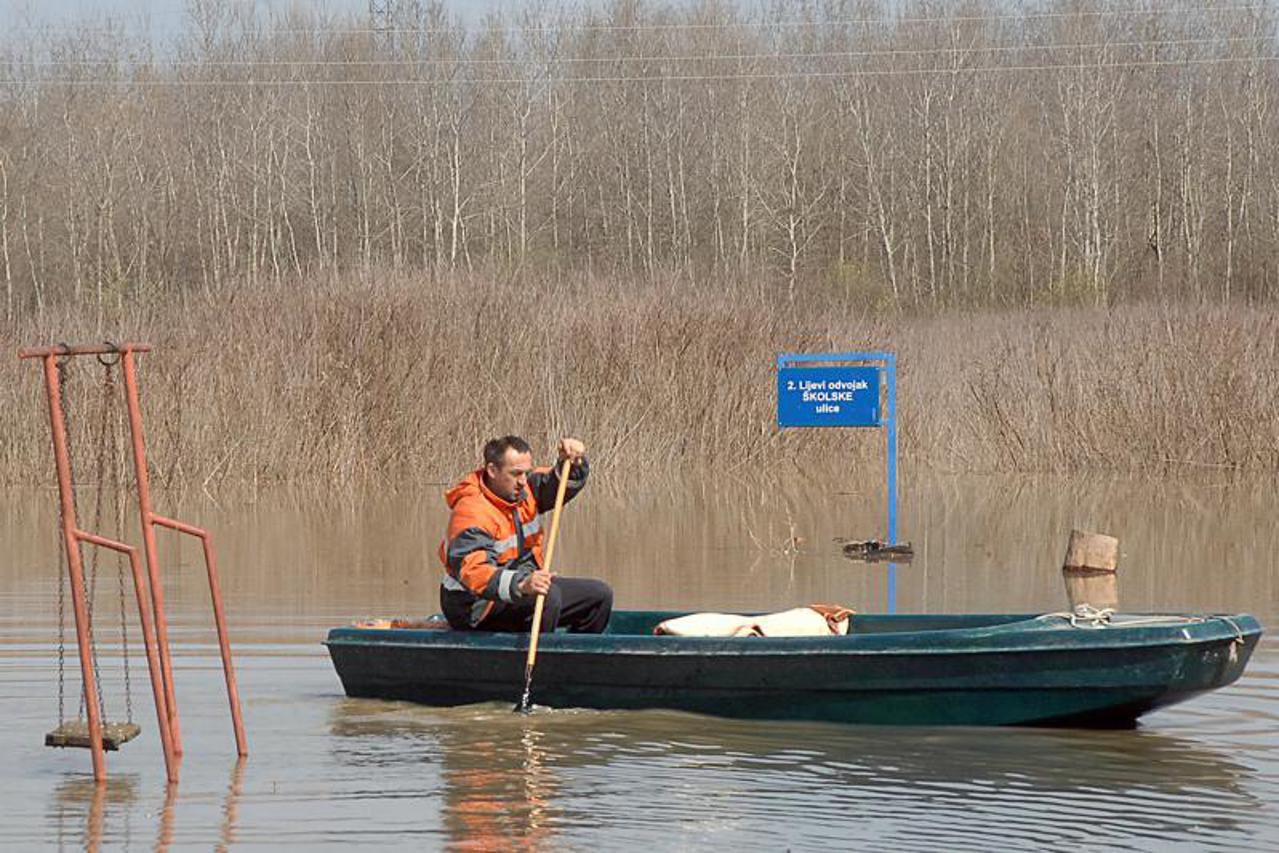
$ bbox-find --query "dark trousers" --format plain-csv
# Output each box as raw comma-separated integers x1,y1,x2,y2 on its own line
478,577,613,634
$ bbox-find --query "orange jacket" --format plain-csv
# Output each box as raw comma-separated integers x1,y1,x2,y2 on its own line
439,459,588,627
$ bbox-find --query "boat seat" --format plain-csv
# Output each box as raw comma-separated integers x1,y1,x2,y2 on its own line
45,720,141,751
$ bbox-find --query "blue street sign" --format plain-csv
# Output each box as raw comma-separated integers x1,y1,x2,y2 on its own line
777,365,881,428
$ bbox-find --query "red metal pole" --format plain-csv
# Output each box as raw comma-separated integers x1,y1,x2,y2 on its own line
119,350,183,755
19,342,151,359
155,515,248,756
41,354,106,782
200,533,248,757
78,530,179,784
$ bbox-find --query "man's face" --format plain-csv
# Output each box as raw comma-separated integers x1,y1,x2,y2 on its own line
485,447,534,502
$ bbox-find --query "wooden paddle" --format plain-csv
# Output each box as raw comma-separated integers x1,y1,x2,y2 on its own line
516,455,574,713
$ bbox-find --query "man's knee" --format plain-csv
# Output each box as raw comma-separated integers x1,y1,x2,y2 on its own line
584,580,613,633
581,579,613,624
572,578,613,609
594,580,614,610
543,582,564,610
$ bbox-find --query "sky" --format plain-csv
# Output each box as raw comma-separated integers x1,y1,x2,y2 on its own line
1,1,539,38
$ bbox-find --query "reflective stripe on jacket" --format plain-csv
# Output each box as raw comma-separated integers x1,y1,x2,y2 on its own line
438,458,588,627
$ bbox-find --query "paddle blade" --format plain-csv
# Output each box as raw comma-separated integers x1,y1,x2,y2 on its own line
515,665,535,713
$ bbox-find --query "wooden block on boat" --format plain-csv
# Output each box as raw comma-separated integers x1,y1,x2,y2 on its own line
1061,529,1119,611
45,720,141,751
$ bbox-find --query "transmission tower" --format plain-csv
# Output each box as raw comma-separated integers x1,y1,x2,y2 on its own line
369,1,395,34
369,0,398,54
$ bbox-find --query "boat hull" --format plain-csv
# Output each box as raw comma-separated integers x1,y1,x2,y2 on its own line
324,612,1262,727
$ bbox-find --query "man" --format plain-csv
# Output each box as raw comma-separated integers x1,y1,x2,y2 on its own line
439,435,613,634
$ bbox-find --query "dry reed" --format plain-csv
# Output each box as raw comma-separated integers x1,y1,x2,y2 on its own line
1,269,1275,492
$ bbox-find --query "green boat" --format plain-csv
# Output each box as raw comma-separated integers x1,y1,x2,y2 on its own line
324,610,1263,727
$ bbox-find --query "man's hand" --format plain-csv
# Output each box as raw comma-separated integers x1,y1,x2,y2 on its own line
558,437,586,464
518,569,553,598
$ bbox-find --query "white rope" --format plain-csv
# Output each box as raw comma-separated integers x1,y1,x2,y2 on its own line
1067,604,1115,628
1040,605,1211,629
1039,608,1249,664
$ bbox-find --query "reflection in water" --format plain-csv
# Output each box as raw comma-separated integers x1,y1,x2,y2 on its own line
443,722,557,852
518,726,554,847
328,698,1262,850
153,761,246,853
217,758,247,852
3,472,1276,632
50,760,247,853
50,775,137,852
330,700,560,850
154,782,177,852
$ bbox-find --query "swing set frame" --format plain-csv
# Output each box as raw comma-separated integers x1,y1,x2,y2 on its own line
19,342,248,785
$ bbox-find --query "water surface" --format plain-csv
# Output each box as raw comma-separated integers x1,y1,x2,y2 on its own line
2,473,1275,849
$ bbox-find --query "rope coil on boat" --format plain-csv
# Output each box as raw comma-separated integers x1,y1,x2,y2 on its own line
1042,607,1247,663
1037,604,1118,628
1042,605,1214,630
1067,605,1114,628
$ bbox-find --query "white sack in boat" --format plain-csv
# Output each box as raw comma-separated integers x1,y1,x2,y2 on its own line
654,605,854,637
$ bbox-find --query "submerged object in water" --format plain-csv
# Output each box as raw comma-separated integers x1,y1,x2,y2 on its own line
836,538,915,562
325,609,1262,727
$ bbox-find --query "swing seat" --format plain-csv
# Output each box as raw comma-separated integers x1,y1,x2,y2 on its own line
45,720,141,751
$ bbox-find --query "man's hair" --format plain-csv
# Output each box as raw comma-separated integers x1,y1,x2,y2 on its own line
483,435,532,467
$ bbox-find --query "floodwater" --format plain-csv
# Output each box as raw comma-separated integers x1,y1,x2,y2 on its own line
1,472,1275,850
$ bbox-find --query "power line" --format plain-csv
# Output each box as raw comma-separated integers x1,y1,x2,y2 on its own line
4,35,1273,68
1,54,1274,87
1,3,1275,38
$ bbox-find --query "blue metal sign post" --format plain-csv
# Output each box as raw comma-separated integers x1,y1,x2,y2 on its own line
777,352,900,613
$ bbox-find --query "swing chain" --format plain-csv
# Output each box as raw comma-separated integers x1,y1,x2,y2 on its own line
107,361,134,723
56,552,66,725
79,358,117,723
100,344,133,723
54,352,71,726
